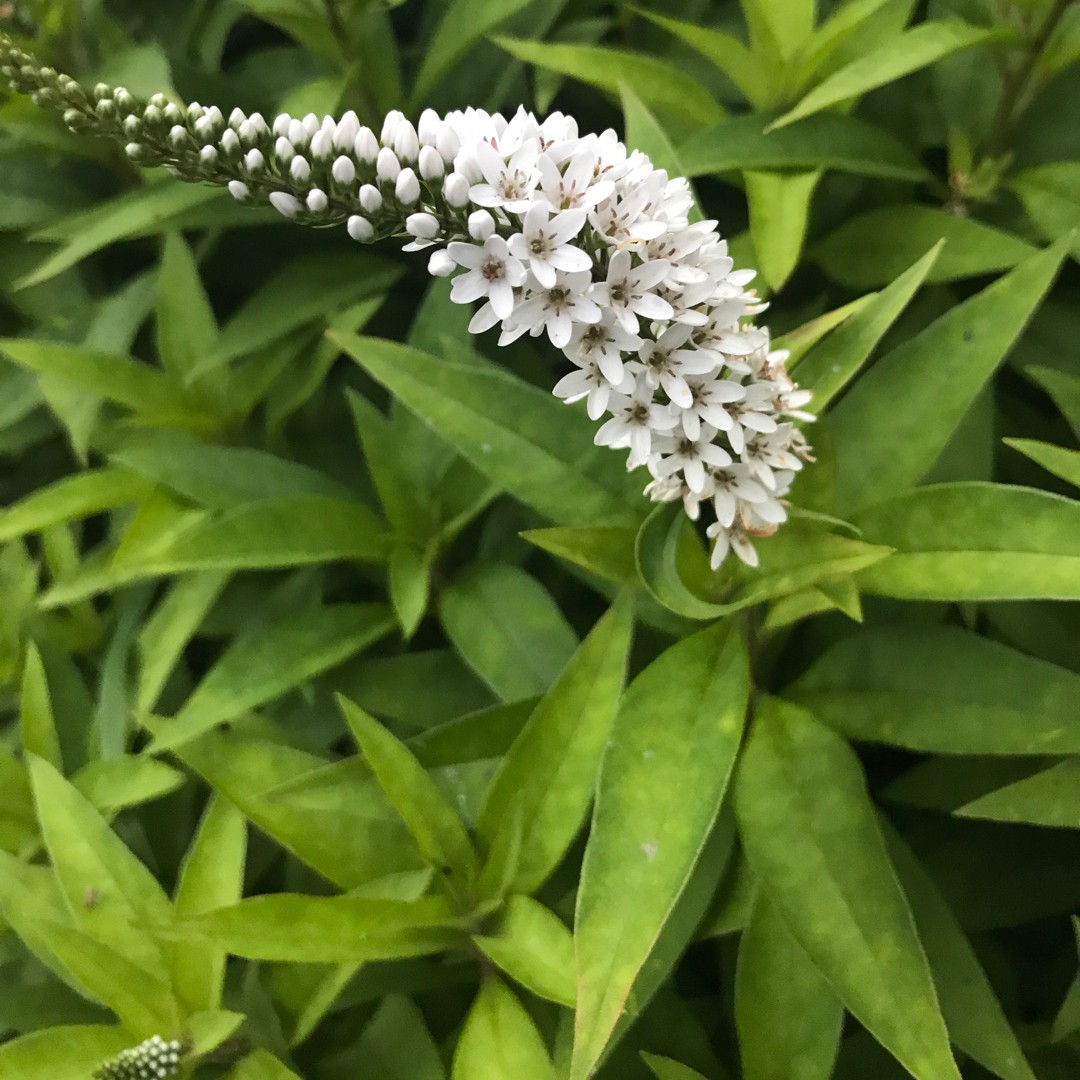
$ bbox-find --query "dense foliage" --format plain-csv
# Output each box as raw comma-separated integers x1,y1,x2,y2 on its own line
0,2,1078,1079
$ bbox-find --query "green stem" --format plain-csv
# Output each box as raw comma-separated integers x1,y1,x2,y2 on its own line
981,0,1075,161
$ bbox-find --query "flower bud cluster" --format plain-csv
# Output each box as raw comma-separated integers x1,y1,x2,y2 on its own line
0,33,813,568
94,1036,183,1080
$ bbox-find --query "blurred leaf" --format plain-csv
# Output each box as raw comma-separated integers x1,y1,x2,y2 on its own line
831,241,1067,513
189,894,463,962
0,468,155,544
957,761,1080,829
1005,438,1080,489
521,526,638,586
474,895,576,1006
20,642,62,770
621,85,700,220
680,112,926,180
1027,365,1080,440
335,333,643,527
887,828,1038,1080
789,625,1080,754
855,483,1080,600
172,796,247,1015
389,542,432,638
734,699,961,1080
340,697,479,885
234,0,341,61
451,978,552,1080
572,620,749,1080
797,242,942,412
149,603,394,752
477,597,632,895
350,994,446,1080
642,1054,711,1080
745,168,820,291
439,562,578,701
735,893,843,1080
814,206,1036,288
224,1049,304,1080
0,1025,131,1080
73,757,184,815
1011,164,1080,253
493,37,725,124
771,22,1005,128
156,233,220,390
740,0,816,58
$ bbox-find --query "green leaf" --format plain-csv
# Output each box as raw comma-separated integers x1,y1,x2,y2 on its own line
73,757,185,816
734,699,960,1080
149,604,394,752
203,252,401,374
796,242,942,412
1027,365,1080,440
887,828,1038,1080
745,169,820,292
474,895,576,1007
735,893,844,1080
20,642,62,769
830,242,1067,514
771,21,1005,129
439,562,578,701
19,183,225,289
389,542,432,638
451,978,552,1080
109,429,355,509
156,233,220,388
0,468,155,543
635,9,764,106
335,333,643,528
189,894,463,962
789,625,1080,754
224,1049,304,1080
340,696,479,884
621,85,700,220
0,339,198,418
641,1054,711,1080
957,761,1080,829
349,995,447,1080
571,620,749,1080
679,112,926,181
813,206,1036,289
521,526,639,587
172,796,247,1015
494,37,725,125
477,597,632,895
137,571,230,716
1010,163,1080,253
0,1025,131,1080
855,483,1080,600
740,0,816,58
1005,438,1080,489
412,0,536,103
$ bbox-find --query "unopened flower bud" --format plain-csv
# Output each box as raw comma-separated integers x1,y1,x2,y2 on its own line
122,115,141,138
435,126,460,164
124,142,143,160
229,107,247,128
380,109,404,146
442,172,469,207
334,111,360,151
428,249,455,277
288,118,307,147
310,129,333,160
274,136,294,164
395,167,420,205
354,127,378,164
468,209,495,241
393,121,419,163
229,180,251,202
199,145,218,166
149,92,168,109
143,105,162,126
359,184,382,214
163,103,182,124
406,212,440,239
376,146,401,184
307,188,328,213
417,108,441,146
244,148,265,173
219,128,240,155
94,1035,183,1080
93,82,111,101
238,119,259,145
273,113,291,137
347,215,374,242
269,191,301,218
332,156,356,185
290,156,311,183
418,145,444,181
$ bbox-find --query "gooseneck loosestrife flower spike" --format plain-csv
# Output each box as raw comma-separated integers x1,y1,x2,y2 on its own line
94,1036,184,1080
0,34,814,569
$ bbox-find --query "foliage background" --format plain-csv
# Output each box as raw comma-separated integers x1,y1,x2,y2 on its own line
0,1,1079,1079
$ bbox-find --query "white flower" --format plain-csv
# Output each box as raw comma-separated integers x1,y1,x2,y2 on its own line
507,270,601,349
595,383,678,467
707,464,769,528
537,148,614,211
564,313,642,385
507,204,591,288
677,375,746,439
707,519,760,569
589,251,673,334
553,356,633,420
650,427,733,494
469,139,539,212
447,235,526,320
631,324,716,409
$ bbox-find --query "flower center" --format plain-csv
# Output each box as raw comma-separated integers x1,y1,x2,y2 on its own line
481,258,504,282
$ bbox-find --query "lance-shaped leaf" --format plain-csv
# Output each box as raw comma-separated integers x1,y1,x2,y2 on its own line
831,241,1067,514
340,696,479,886
0,1025,132,1080
477,597,633,896
571,620,750,1080
335,332,643,528
172,796,247,1015
887,827,1038,1080
642,1054,711,1080
734,699,960,1080
452,977,552,1080
188,894,464,963
788,625,1080,754
746,169,821,292
735,894,844,1080
148,603,395,752
20,642,62,769
855,483,1080,601
957,761,1080,830
1006,438,1080,489
770,21,1005,129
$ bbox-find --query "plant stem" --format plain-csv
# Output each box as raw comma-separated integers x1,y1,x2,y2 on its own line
323,0,350,62
982,0,1076,160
